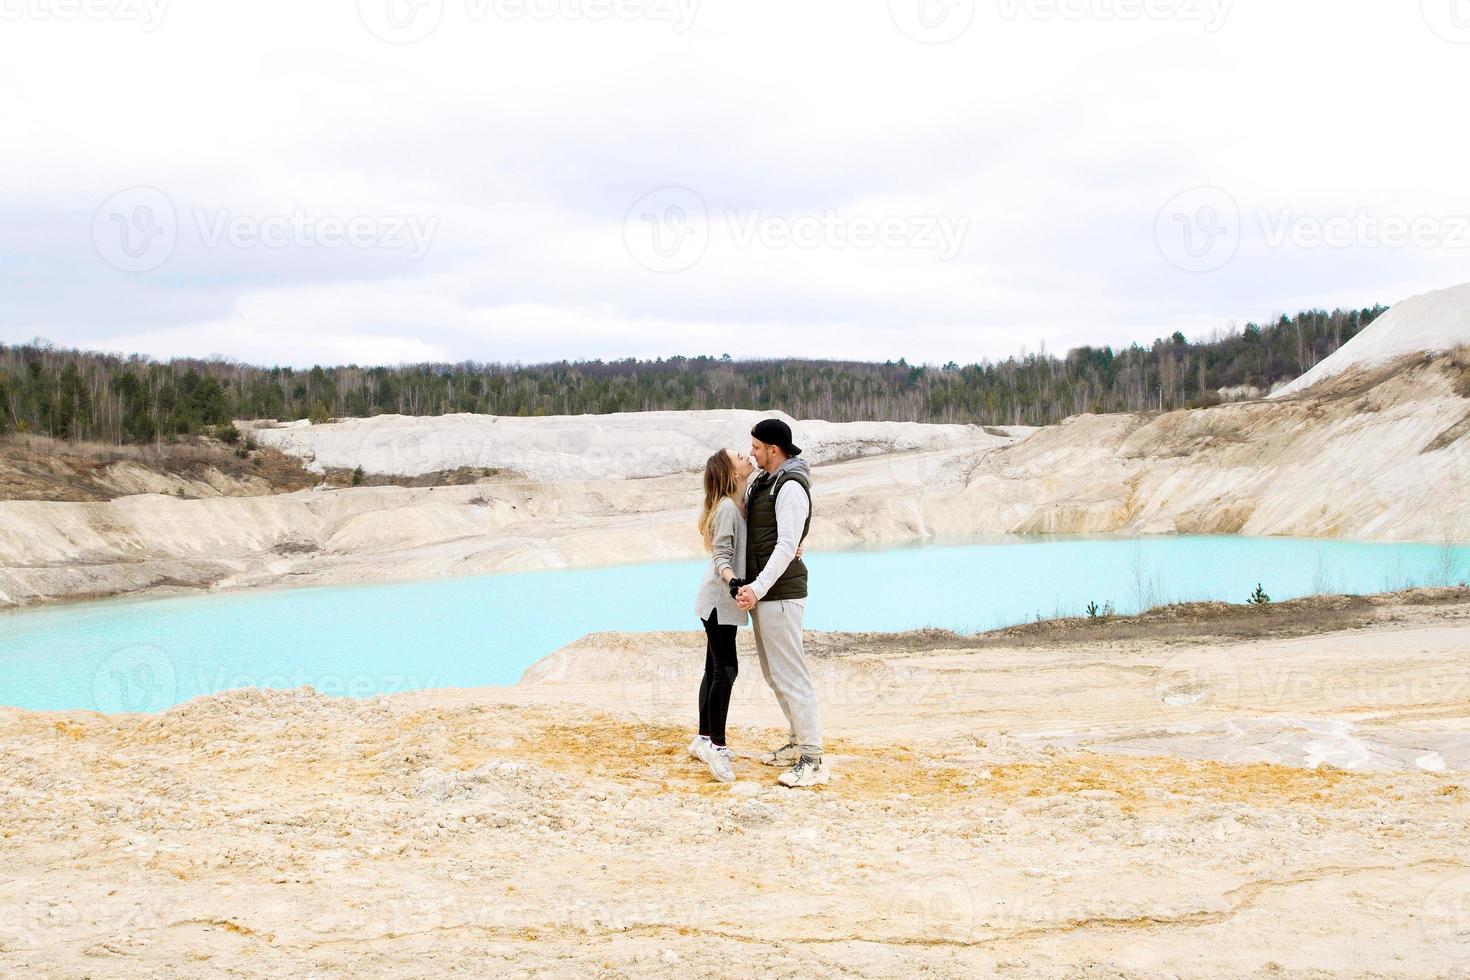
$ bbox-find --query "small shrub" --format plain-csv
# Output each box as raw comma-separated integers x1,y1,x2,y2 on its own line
1085,600,1114,620
1248,583,1271,605
308,401,332,425
1189,390,1223,409
215,422,241,444
351,465,364,487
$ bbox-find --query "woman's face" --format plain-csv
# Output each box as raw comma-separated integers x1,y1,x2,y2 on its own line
726,448,755,479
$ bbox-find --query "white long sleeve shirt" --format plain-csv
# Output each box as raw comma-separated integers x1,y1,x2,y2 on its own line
748,480,810,600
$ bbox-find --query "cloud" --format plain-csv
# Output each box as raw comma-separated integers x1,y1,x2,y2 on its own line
2,0,1467,367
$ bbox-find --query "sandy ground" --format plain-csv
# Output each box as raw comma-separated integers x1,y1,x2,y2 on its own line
4,590,1469,978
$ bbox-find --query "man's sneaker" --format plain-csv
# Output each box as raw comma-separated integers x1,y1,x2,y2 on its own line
778,754,828,788
760,742,802,767
689,735,712,763
707,745,735,783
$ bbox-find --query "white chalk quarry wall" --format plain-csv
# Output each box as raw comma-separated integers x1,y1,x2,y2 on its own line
1271,280,1470,398
244,409,1021,481
2,283,1468,608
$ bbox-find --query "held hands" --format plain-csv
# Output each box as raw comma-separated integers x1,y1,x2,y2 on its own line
726,576,758,611
727,577,757,611
726,542,804,612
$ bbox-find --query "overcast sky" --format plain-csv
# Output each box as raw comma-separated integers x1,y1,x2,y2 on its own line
3,0,1468,368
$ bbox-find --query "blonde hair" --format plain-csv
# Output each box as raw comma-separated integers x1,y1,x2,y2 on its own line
698,450,743,551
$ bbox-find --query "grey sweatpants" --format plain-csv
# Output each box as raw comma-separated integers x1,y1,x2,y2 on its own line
751,597,822,756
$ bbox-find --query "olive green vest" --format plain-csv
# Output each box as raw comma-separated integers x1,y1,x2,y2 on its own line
745,468,811,600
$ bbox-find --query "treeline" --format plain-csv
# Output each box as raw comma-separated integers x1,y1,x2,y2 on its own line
0,304,1387,444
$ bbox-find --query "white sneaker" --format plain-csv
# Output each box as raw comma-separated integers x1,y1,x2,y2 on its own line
760,742,802,767
707,745,735,783
778,755,828,788
689,735,712,763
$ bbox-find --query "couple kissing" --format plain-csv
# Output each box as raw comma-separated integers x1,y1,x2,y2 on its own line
690,418,825,788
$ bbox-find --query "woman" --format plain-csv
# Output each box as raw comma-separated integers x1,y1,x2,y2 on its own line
689,447,755,783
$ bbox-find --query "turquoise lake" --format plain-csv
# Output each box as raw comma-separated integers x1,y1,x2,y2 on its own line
2,534,1465,714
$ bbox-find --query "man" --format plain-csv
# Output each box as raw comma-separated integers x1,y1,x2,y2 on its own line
735,418,825,787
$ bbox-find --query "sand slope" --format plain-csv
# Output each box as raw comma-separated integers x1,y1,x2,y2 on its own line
2,350,1467,608
1272,281,1470,398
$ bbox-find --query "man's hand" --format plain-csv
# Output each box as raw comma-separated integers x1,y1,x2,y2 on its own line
736,585,757,610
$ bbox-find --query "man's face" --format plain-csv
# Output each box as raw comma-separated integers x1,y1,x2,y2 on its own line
751,437,784,473
750,437,772,472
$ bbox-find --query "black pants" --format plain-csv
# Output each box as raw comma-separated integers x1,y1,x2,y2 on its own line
698,609,739,746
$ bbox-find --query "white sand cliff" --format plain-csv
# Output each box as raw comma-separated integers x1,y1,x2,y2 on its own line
1271,281,1470,398
2,280,1467,609
245,409,998,481
1,343,1466,608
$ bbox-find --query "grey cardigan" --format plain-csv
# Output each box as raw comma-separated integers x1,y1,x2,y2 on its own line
695,496,748,626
